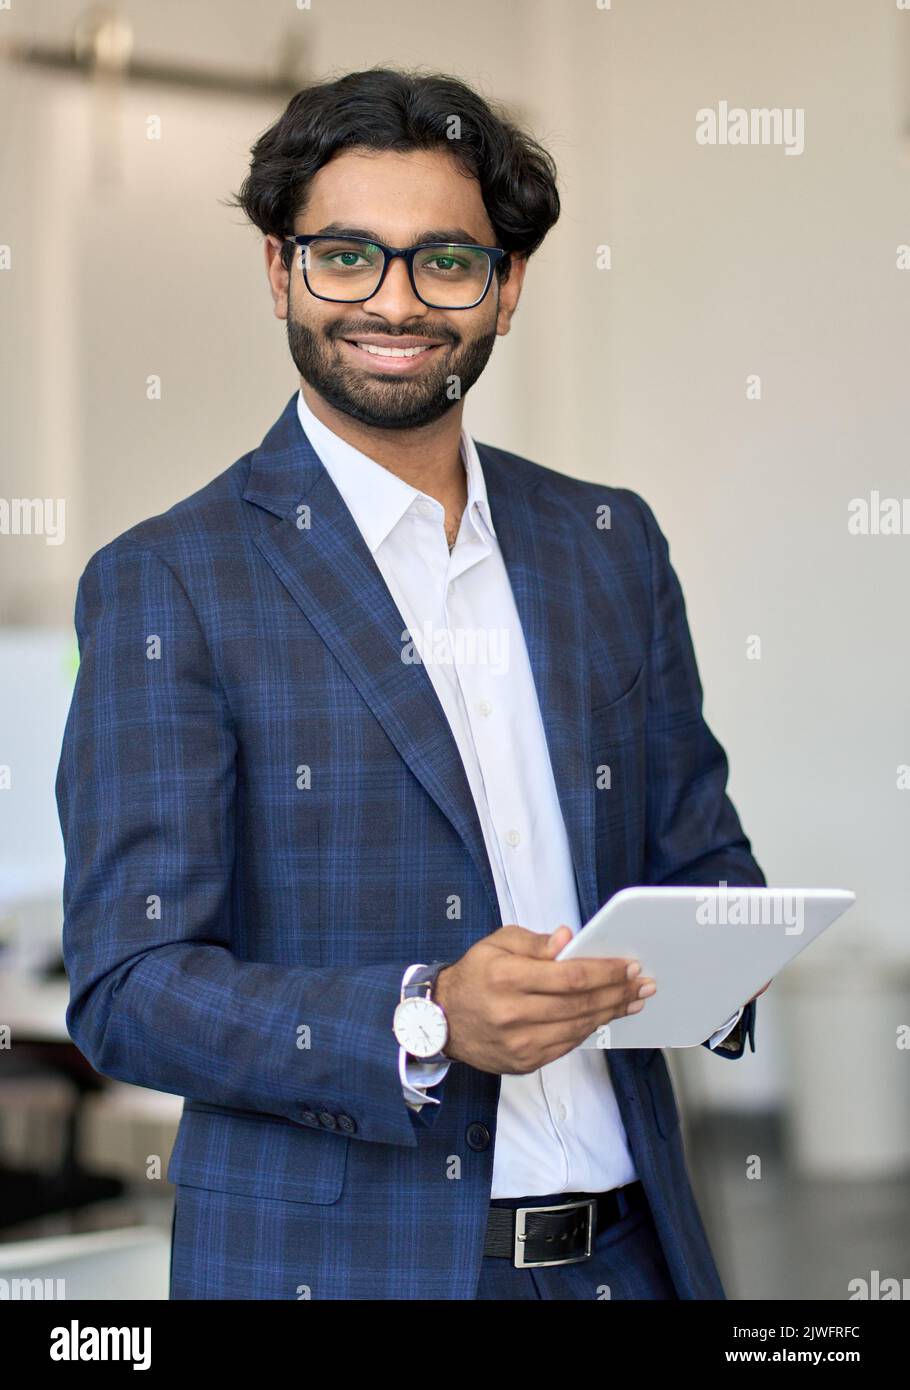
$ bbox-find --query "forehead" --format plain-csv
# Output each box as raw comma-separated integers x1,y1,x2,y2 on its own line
298,147,495,243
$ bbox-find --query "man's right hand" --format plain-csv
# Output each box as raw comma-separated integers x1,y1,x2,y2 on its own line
433,924,655,1075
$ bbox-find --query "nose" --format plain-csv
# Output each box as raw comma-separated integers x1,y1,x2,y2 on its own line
362,254,428,323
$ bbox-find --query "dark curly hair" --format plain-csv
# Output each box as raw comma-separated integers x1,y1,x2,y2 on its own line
229,66,560,282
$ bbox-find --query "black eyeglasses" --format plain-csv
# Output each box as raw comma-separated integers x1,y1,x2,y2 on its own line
284,234,508,310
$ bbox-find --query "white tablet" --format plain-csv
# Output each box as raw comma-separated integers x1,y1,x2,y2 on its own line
555,886,855,1049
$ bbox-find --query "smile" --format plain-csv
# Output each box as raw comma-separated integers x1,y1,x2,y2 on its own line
340,337,446,373
355,342,432,357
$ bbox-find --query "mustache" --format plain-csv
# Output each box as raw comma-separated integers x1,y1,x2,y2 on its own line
327,322,459,345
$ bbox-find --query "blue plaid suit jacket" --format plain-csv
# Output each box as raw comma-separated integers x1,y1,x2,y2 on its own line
56,393,763,1300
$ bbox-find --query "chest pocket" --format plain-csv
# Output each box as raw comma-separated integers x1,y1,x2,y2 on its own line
591,666,647,876
590,662,646,740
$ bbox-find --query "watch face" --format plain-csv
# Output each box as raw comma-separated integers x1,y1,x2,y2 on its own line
394,997,447,1058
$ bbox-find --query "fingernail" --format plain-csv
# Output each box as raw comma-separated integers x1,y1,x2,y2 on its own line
637,982,656,998
626,1000,645,1014
625,961,641,979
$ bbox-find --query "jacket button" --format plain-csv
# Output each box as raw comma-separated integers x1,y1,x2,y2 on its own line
337,1113,357,1135
318,1110,338,1130
466,1122,491,1151
299,1108,320,1127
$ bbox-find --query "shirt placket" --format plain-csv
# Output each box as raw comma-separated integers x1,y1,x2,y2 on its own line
443,515,573,1189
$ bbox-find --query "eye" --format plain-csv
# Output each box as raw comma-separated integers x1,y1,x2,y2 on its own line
424,253,466,272
307,239,382,272
415,245,486,279
328,250,370,268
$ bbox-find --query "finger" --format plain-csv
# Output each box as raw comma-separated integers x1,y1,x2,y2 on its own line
531,1001,647,1058
503,952,644,995
506,976,655,1025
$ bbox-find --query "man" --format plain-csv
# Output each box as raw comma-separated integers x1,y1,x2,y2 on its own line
56,68,767,1301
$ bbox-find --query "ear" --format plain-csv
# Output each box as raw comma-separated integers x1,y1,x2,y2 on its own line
495,254,527,337
264,235,290,320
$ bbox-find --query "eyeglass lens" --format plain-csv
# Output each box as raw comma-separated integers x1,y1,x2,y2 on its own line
301,238,492,307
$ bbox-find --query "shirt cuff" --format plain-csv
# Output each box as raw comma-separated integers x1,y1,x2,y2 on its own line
708,1004,744,1049
400,1048,450,1107
399,964,451,1110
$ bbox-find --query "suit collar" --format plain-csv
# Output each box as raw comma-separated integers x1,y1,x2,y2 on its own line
242,393,323,518
243,392,535,521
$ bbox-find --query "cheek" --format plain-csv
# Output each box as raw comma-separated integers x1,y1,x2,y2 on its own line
288,291,335,340
461,301,499,343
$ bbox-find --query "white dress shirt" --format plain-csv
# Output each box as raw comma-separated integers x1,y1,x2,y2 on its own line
295,389,741,1197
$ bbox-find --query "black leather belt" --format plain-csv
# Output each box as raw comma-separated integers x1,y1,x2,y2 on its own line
483,1181,647,1267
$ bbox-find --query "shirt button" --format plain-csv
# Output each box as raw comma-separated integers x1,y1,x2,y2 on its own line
417,499,434,517
505,829,521,848
466,1122,491,1151
478,700,493,717
558,1103,568,1122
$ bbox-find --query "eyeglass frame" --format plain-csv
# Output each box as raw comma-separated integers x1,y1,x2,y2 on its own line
283,234,509,310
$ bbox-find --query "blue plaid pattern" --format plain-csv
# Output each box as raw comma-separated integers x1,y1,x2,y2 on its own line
56,393,763,1300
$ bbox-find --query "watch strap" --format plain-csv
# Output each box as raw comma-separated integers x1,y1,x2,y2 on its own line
402,960,450,1003
397,961,450,1062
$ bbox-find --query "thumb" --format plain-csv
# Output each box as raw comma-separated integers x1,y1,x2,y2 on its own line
494,924,573,957
544,924,573,956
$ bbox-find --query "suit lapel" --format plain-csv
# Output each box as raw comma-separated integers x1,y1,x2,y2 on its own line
244,396,499,916
243,396,599,932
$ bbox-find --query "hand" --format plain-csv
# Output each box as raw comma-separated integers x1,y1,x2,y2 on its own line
747,979,773,1004
433,924,655,1075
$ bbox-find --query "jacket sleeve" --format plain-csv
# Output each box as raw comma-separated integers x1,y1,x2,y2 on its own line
707,999,756,1058
55,540,419,1147
635,494,764,1059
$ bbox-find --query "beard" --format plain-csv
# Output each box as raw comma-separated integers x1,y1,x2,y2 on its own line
286,305,498,430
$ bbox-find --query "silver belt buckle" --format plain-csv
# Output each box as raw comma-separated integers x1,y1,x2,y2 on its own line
513,1198,597,1268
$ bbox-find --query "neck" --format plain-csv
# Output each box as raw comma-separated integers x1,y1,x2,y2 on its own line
300,380,468,519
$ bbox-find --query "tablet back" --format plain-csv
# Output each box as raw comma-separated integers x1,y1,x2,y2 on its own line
556,886,855,1049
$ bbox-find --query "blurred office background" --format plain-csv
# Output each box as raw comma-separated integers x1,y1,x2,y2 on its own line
0,0,908,1299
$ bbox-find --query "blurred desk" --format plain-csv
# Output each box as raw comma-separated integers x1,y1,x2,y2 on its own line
0,966,124,1231
0,970,71,1042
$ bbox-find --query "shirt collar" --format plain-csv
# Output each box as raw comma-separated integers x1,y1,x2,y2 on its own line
295,388,496,554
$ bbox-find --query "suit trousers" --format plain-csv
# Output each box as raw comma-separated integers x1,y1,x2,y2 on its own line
474,1188,680,1300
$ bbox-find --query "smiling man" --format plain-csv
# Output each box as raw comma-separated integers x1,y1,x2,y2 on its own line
56,68,766,1301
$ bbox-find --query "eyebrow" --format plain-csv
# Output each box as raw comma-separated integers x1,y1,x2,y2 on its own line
311,223,491,247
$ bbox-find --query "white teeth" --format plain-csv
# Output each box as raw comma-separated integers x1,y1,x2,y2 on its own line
355,342,432,357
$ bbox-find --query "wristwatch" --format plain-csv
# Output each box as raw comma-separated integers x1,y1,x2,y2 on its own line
393,961,450,1062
